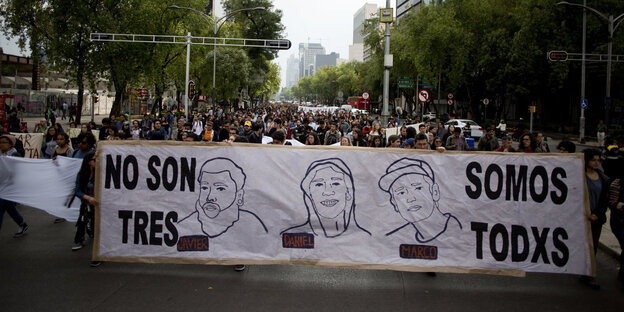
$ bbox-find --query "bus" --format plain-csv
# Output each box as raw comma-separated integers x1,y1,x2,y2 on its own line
347,96,370,112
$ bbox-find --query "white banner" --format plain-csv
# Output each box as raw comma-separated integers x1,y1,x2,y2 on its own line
11,132,43,158
95,141,593,276
0,156,82,221
68,128,100,149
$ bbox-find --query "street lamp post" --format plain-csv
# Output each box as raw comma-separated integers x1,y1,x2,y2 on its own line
168,5,265,110
558,2,624,128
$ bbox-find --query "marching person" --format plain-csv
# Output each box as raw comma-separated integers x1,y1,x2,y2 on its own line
72,152,101,267
0,134,29,238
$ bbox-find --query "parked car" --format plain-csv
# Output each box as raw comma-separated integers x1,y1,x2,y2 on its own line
422,112,437,121
444,119,483,139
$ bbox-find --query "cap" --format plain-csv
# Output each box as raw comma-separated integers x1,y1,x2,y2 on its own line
400,138,415,148
244,121,252,127
378,158,435,192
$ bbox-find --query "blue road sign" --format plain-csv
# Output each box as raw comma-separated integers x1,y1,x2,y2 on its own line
581,99,588,110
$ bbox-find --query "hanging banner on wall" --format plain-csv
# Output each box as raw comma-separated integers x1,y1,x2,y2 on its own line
94,141,593,277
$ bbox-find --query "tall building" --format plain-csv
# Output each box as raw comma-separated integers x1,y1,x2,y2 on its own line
396,0,437,22
349,3,378,62
315,52,340,73
299,43,326,78
285,54,299,88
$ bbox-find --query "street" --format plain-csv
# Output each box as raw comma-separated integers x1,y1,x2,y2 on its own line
1,205,623,312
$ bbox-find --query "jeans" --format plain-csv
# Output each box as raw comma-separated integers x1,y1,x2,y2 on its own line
610,215,624,281
74,202,94,244
0,198,25,232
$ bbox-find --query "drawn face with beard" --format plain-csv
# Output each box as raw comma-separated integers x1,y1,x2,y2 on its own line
196,171,241,219
307,166,351,219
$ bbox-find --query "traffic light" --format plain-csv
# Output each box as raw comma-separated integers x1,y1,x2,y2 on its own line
547,51,568,62
93,96,99,103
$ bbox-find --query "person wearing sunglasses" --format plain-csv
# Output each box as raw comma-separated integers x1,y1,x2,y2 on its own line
72,133,96,159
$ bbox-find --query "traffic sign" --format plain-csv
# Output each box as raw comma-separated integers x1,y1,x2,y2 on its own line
398,76,413,89
548,51,568,62
483,98,490,106
447,93,454,99
379,8,394,23
418,89,430,103
581,99,588,109
362,92,370,100
447,99,454,106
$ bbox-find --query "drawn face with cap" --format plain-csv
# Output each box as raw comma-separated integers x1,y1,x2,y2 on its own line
390,173,439,223
308,166,351,219
197,170,242,219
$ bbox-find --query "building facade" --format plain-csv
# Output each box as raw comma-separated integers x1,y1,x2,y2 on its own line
315,52,340,73
299,43,326,78
285,54,299,88
396,0,438,22
350,3,378,62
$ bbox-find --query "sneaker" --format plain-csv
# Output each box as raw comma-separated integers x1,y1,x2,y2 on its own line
234,265,246,272
13,223,29,238
72,241,84,251
89,261,102,267
53,218,65,224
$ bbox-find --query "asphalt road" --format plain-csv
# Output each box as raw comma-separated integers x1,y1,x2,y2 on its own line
1,205,623,312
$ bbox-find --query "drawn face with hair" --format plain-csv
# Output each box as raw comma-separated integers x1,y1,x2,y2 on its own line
390,174,438,223
307,166,351,219
197,171,241,219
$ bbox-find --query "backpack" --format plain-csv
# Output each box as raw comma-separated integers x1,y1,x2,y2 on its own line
604,148,624,179
326,133,339,145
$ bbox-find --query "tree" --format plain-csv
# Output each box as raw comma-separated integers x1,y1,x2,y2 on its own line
1,0,103,123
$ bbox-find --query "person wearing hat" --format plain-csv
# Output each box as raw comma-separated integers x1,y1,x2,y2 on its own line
281,158,370,238
378,158,461,243
240,120,253,138
0,134,29,237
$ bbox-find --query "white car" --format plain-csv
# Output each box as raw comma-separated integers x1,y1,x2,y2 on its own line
444,119,483,139
422,112,437,121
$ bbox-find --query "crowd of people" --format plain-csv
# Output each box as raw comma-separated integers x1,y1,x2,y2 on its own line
1,102,624,285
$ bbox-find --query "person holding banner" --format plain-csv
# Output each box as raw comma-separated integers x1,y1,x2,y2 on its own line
0,134,29,237
71,152,99,266
581,148,610,289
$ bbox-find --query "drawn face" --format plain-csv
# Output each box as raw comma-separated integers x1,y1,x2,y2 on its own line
390,174,436,223
197,171,239,219
308,167,351,219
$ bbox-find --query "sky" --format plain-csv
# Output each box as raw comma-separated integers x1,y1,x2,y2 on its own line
271,0,394,88
0,0,395,88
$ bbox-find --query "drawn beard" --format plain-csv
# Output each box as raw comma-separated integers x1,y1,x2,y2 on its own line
194,199,238,238
199,201,221,219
